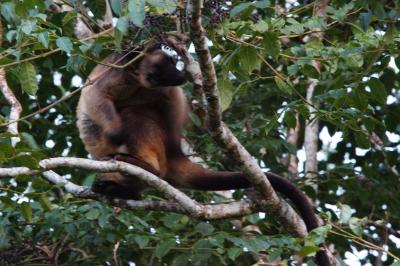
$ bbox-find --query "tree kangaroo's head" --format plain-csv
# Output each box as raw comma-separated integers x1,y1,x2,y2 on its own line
131,47,185,88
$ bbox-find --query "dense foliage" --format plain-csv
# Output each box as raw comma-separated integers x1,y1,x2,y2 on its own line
0,0,399,265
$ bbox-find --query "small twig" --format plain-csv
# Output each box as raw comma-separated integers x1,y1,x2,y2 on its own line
0,28,113,68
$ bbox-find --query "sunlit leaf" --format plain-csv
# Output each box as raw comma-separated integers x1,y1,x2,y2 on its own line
18,62,39,96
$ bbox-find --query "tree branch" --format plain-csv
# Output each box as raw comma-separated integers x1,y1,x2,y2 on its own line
0,158,264,220
304,0,330,188
186,0,308,237
0,17,22,147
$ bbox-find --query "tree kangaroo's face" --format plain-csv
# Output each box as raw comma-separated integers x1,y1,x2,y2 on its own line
137,50,185,88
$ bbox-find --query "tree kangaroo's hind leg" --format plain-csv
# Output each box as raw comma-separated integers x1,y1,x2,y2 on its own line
92,154,161,199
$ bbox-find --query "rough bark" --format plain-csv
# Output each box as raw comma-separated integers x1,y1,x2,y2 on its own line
186,0,308,237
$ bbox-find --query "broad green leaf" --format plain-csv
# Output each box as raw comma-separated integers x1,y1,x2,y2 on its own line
19,62,39,96
274,76,292,94
0,143,14,157
238,46,260,74
86,209,100,220
359,12,372,31
1,3,18,23
354,131,370,149
128,0,145,26
339,204,352,224
299,245,320,257
110,0,122,15
62,11,77,37
217,77,233,111
82,173,97,186
262,32,280,57
14,155,39,169
20,132,39,150
252,20,269,33
116,16,129,35
302,64,320,79
391,261,400,266
349,217,367,236
38,32,49,48
56,37,73,53
20,203,32,222
227,247,242,261
134,235,149,248
194,222,214,236
146,0,177,14
21,19,36,34
38,194,52,211
368,78,387,105
230,0,270,17
155,239,176,258
283,110,296,128
306,225,331,245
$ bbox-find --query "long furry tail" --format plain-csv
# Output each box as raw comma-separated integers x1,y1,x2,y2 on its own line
170,158,332,265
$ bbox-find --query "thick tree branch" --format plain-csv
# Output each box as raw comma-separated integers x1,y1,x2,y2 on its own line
0,69,22,146
304,0,330,188
0,18,22,147
304,78,319,187
0,158,266,220
186,0,308,237
286,113,300,179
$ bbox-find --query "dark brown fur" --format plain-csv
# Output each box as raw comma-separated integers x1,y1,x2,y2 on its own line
76,49,331,265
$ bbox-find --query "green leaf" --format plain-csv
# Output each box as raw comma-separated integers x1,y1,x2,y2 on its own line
116,16,129,35
354,131,370,149
146,0,177,14
217,77,233,112
299,245,320,257
20,132,39,150
82,174,97,186
85,209,100,220
20,203,32,222
21,19,36,34
339,204,352,224
38,194,52,211
1,3,18,23
302,64,320,79
227,247,242,261
230,0,270,17
155,239,176,258
238,47,260,74
0,143,14,157
134,235,149,248
252,20,269,33
62,11,77,37
274,76,292,94
349,217,367,236
38,32,49,48
359,12,372,31
368,78,387,105
56,37,73,53
18,62,39,96
128,0,145,26
14,155,39,169
391,261,400,266
194,222,214,236
262,32,280,57
283,110,296,128
110,0,122,15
